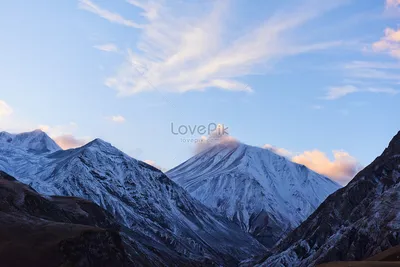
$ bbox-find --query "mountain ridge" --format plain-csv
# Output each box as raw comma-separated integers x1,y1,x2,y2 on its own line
257,131,400,266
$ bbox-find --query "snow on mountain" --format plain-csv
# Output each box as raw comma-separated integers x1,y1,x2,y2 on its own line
0,131,266,266
257,131,400,267
0,129,61,154
167,141,341,247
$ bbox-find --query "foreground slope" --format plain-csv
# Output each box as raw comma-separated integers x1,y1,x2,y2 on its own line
318,245,400,266
0,171,131,267
258,131,400,266
168,142,340,247
0,130,266,266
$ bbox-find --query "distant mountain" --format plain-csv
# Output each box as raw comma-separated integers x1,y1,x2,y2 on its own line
167,142,340,247
0,130,266,266
0,170,131,267
257,131,400,267
0,129,60,153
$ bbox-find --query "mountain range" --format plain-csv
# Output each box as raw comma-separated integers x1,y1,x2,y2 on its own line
1,129,399,266
0,130,265,266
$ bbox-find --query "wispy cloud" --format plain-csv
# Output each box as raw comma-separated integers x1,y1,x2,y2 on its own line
78,0,141,28
93,43,119,52
324,85,359,100
343,60,400,83
324,85,398,100
81,0,347,95
0,100,13,118
106,115,126,123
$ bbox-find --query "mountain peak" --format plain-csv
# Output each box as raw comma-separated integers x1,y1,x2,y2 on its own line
84,138,113,149
0,130,60,153
384,130,400,157
168,140,340,247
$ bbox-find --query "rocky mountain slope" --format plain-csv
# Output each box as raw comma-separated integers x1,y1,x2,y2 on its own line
257,131,400,266
167,142,340,247
0,130,266,266
0,170,131,267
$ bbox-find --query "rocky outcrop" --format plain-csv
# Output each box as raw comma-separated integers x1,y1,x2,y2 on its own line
0,171,131,267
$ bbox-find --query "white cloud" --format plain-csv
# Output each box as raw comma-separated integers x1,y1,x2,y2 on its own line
0,100,13,118
94,43,119,52
324,85,398,100
81,0,346,95
78,0,141,28
106,115,126,123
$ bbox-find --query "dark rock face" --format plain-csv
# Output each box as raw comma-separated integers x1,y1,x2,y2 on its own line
258,131,400,267
0,171,132,267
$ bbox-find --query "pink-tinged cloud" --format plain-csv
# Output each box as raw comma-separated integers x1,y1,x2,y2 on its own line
373,27,400,59
292,150,362,185
53,134,90,150
386,0,400,9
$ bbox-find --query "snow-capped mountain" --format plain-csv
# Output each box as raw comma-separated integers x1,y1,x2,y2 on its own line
167,141,341,247
0,130,266,266
257,131,400,267
0,129,61,153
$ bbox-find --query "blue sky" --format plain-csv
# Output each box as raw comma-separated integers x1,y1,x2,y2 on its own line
0,0,399,183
